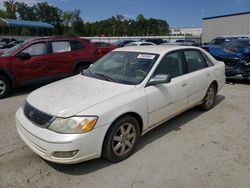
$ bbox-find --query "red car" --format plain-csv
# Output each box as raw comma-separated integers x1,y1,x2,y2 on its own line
0,36,101,98
93,42,117,56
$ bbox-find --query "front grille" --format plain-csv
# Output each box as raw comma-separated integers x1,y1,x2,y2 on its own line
23,101,55,128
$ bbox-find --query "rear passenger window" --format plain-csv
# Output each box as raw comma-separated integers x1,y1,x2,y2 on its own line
184,50,208,72
202,52,214,66
71,41,84,51
52,41,71,53
154,51,183,78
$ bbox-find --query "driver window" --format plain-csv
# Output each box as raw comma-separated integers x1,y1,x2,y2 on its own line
154,51,183,78
21,42,46,56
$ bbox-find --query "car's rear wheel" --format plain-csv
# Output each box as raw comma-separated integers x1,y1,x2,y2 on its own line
103,115,140,162
0,76,10,99
200,83,216,111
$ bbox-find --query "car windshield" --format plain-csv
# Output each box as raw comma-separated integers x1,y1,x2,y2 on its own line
82,51,159,85
224,40,250,52
1,43,24,57
210,38,231,46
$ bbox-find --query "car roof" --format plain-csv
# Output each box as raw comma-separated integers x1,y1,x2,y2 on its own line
26,36,89,44
114,45,201,55
232,38,250,42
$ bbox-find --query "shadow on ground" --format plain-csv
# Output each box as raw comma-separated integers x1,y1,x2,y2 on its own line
48,95,225,175
226,79,250,85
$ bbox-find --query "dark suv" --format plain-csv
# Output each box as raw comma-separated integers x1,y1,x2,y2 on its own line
0,36,101,98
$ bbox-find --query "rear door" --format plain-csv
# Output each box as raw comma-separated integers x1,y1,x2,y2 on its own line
11,42,51,84
183,49,212,107
145,51,189,127
46,40,86,76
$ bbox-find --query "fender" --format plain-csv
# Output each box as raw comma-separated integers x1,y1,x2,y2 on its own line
0,67,16,86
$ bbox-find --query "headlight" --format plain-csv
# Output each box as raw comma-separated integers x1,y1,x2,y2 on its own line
48,116,98,134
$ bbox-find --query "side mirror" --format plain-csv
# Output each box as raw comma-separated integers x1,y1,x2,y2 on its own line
15,52,31,60
147,74,171,86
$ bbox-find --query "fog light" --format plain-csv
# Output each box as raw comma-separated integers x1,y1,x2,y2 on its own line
53,150,79,158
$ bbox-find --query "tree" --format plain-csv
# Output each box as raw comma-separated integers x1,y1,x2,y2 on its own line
15,2,37,21
35,2,63,34
136,14,146,35
72,9,84,35
63,11,74,35
3,0,16,19
0,9,6,18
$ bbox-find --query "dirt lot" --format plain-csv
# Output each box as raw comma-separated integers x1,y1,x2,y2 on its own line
0,82,250,188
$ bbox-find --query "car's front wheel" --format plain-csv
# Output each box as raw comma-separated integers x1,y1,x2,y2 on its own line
0,76,10,99
200,83,216,111
102,115,140,162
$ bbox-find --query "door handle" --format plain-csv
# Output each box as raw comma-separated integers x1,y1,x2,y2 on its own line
182,83,188,87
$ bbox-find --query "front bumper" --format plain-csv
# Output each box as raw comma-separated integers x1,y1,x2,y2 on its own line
225,66,250,80
16,108,109,164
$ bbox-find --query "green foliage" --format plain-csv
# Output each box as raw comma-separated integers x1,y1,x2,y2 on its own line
0,0,169,36
3,0,16,19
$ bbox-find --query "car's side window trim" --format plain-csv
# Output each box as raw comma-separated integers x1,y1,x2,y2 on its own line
183,49,209,74
201,51,214,67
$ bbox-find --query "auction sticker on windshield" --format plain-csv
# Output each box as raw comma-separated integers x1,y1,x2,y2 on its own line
137,54,155,59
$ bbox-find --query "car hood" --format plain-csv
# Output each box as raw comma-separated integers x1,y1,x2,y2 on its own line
211,47,243,59
27,75,135,117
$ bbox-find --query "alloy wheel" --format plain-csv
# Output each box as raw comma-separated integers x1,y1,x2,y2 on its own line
0,80,6,95
112,123,136,156
204,86,215,106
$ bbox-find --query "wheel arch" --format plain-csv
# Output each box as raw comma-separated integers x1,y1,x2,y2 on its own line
72,59,92,74
0,68,15,87
210,80,218,94
101,111,143,151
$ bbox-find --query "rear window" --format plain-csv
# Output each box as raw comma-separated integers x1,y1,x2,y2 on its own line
71,40,85,51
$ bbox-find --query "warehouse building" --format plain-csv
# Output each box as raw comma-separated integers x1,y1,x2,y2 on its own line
202,12,250,43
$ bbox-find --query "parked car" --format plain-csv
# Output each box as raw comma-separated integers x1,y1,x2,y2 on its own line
93,41,117,56
124,41,155,47
16,45,225,164
161,42,193,46
175,39,200,46
0,48,7,56
0,36,101,98
0,40,24,49
114,40,136,47
144,38,164,44
201,37,237,52
0,38,16,48
209,38,250,80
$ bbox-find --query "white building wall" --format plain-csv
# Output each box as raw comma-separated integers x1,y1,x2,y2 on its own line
202,13,250,43
170,28,202,37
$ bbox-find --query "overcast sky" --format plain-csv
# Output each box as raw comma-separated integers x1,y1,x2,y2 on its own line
1,0,250,28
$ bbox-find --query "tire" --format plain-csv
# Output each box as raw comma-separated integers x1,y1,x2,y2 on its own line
0,75,11,99
200,83,216,111
74,65,90,75
102,115,140,162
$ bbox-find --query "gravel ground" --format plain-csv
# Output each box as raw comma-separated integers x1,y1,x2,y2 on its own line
0,82,250,188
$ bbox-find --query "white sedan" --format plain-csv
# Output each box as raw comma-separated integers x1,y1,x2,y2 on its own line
16,46,225,164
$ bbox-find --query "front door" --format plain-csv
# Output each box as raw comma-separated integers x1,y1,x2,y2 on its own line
11,42,51,84
145,51,189,128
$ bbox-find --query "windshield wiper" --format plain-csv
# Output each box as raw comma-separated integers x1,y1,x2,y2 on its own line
81,69,93,77
94,73,116,82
